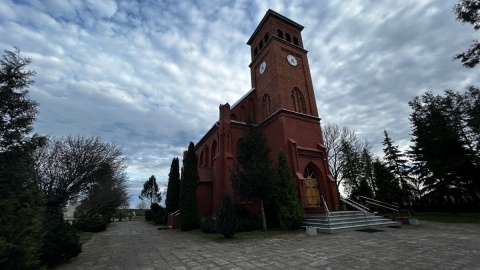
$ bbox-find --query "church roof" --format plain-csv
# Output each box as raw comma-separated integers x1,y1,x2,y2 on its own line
247,9,304,45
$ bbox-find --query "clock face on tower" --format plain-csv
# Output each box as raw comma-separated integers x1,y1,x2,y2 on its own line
259,61,266,74
287,54,298,66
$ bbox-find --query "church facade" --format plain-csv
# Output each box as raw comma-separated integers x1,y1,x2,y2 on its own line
186,10,339,218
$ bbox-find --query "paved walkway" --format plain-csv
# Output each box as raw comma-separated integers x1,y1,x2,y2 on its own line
55,220,480,270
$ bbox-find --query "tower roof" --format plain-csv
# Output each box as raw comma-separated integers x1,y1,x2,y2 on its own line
247,9,304,45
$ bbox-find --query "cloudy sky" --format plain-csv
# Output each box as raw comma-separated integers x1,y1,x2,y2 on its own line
1,0,478,207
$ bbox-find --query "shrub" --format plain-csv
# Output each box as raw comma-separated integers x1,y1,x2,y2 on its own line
215,191,237,238
73,216,107,232
274,150,305,230
200,217,216,233
145,210,152,221
40,209,82,267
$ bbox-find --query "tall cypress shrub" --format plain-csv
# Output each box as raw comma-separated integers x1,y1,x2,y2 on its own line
165,157,180,217
274,150,305,230
215,191,237,238
179,142,200,231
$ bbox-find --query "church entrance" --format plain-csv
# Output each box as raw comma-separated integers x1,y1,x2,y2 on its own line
303,167,321,207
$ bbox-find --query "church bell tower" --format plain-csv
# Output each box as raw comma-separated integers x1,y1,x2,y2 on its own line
247,9,319,122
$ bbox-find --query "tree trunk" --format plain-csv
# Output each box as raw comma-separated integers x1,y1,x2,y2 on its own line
260,199,267,230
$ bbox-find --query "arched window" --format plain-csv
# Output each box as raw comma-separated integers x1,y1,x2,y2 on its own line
262,93,271,120
199,151,205,167
211,140,217,166
293,37,299,46
248,98,255,121
240,105,246,122
292,88,306,113
231,113,237,121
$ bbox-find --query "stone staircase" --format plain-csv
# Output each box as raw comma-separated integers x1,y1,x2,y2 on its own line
303,211,401,234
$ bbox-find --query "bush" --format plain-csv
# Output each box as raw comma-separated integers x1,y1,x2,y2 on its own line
40,209,82,267
215,192,237,238
145,210,152,221
200,217,216,233
73,216,108,232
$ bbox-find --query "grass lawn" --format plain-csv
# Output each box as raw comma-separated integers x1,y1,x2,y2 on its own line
189,229,299,242
412,212,480,223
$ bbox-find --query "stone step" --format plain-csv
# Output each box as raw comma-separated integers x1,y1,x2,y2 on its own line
303,211,401,234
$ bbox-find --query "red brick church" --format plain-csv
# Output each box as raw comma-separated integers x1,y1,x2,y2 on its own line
185,9,339,218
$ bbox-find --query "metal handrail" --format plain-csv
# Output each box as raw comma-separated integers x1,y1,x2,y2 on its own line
321,196,330,215
357,196,399,210
171,209,180,216
356,196,407,219
321,196,331,231
340,197,369,213
340,197,370,228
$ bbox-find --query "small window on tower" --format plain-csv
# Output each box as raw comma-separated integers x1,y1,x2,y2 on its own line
277,29,284,39
293,37,299,46
259,40,263,50
264,33,269,43
286,33,291,42
254,47,258,56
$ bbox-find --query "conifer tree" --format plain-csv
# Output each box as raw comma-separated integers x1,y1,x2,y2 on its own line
382,130,412,203
373,158,401,205
273,150,304,230
231,122,273,230
0,48,45,269
180,142,200,231
215,191,237,238
139,175,161,204
165,157,180,216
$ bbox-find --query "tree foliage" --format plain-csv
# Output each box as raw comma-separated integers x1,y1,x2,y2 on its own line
165,157,180,216
322,124,359,190
0,48,45,270
230,123,273,230
373,158,402,205
139,175,161,205
453,0,480,68
382,130,414,204
408,89,480,203
34,135,127,208
75,162,129,221
180,142,200,231
273,150,305,230
215,191,237,238
340,138,374,198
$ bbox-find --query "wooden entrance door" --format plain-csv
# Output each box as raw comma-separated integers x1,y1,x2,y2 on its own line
304,167,321,207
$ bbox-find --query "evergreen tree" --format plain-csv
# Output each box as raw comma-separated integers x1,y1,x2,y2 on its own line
409,90,480,203
0,48,45,270
139,175,161,204
165,157,180,217
180,142,200,231
373,159,401,205
231,122,273,230
273,150,305,230
382,130,413,204
453,0,480,68
361,148,376,196
215,191,237,238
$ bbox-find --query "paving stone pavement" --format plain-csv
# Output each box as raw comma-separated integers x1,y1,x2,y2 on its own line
54,219,480,270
